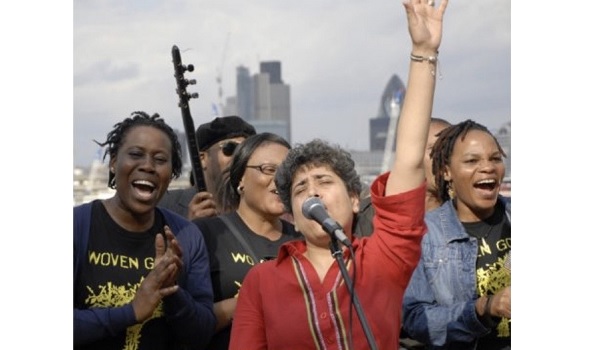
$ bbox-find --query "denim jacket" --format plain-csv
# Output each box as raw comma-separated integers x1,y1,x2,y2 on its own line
402,196,511,349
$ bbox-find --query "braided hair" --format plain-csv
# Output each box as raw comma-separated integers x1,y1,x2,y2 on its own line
94,111,183,189
430,119,506,203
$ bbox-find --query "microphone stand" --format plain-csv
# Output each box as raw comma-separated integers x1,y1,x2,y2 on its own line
329,237,378,350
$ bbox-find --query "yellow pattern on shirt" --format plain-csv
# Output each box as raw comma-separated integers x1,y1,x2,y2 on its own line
85,277,164,350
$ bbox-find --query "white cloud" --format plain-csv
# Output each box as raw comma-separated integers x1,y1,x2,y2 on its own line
74,0,510,166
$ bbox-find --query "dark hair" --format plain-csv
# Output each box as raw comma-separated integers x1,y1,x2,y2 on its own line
94,111,183,189
275,139,362,213
431,119,506,203
217,132,291,211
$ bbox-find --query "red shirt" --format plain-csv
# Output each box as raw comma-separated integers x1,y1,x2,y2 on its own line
229,173,426,350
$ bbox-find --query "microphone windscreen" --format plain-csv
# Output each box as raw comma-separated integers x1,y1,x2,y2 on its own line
302,197,323,220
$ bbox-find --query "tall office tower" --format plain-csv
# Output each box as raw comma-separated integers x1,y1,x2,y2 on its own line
249,61,291,142
369,74,406,151
236,65,253,121
253,72,272,120
260,61,283,84
227,60,291,142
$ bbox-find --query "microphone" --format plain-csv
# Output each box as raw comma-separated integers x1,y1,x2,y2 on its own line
302,197,352,247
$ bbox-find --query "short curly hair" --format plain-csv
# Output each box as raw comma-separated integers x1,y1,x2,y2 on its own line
275,139,362,213
94,111,183,189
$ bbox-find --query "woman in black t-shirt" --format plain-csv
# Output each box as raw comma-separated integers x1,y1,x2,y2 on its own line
194,132,302,350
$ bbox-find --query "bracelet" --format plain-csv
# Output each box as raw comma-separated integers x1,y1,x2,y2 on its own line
410,51,441,78
410,52,438,64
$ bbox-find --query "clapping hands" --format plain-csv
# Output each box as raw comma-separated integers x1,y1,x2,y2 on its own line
131,225,184,323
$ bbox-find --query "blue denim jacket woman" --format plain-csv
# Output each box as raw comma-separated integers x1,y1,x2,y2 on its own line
402,195,510,349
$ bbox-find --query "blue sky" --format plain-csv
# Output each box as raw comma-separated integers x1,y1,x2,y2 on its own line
73,0,510,167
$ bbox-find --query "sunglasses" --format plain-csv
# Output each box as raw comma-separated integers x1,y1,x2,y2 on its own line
219,141,240,157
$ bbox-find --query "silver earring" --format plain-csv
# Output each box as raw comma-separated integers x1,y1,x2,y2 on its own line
237,186,244,193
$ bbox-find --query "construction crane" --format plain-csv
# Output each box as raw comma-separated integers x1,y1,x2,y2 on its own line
214,32,231,117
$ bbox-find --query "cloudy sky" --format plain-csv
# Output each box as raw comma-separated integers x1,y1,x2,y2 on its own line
73,0,510,167
8,2,590,345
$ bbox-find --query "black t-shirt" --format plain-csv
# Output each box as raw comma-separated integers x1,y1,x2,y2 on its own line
462,201,511,350
353,196,375,237
195,211,302,349
74,201,171,350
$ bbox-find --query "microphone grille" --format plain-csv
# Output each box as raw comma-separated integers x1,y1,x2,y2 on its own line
302,196,323,220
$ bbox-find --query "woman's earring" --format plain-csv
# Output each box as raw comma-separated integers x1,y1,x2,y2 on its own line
447,181,455,199
237,186,244,194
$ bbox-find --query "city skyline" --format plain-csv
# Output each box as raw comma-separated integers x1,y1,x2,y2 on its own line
74,0,510,167
7,2,585,348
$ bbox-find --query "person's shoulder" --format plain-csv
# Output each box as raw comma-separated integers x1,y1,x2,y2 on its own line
499,195,511,205
356,197,374,219
358,196,373,212
193,213,224,227
159,187,195,205
159,205,188,222
192,214,226,239
74,200,94,210
424,201,452,226
250,258,279,276
74,200,98,219
159,207,203,237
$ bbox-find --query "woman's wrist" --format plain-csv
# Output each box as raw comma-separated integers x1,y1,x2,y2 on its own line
409,51,440,77
410,47,439,57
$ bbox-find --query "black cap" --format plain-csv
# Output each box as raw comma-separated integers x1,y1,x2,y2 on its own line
196,116,256,151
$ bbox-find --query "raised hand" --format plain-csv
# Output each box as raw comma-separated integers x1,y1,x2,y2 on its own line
403,0,448,54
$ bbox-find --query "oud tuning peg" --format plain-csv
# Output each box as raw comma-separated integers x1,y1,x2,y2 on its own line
186,64,194,72
189,92,199,99
187,79,197,85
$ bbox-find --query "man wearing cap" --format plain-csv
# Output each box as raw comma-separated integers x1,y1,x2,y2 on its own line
159,115,256,220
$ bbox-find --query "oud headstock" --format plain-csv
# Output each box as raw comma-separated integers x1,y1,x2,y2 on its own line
172,45,199,107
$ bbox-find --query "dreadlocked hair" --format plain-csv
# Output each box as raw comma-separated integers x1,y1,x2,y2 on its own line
94,111,183,189
430,119,506,203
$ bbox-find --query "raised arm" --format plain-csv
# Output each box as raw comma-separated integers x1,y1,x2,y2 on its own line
387,0,448,196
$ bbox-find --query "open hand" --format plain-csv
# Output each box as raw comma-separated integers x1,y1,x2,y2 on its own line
154,225,183,287
403,0,448,54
